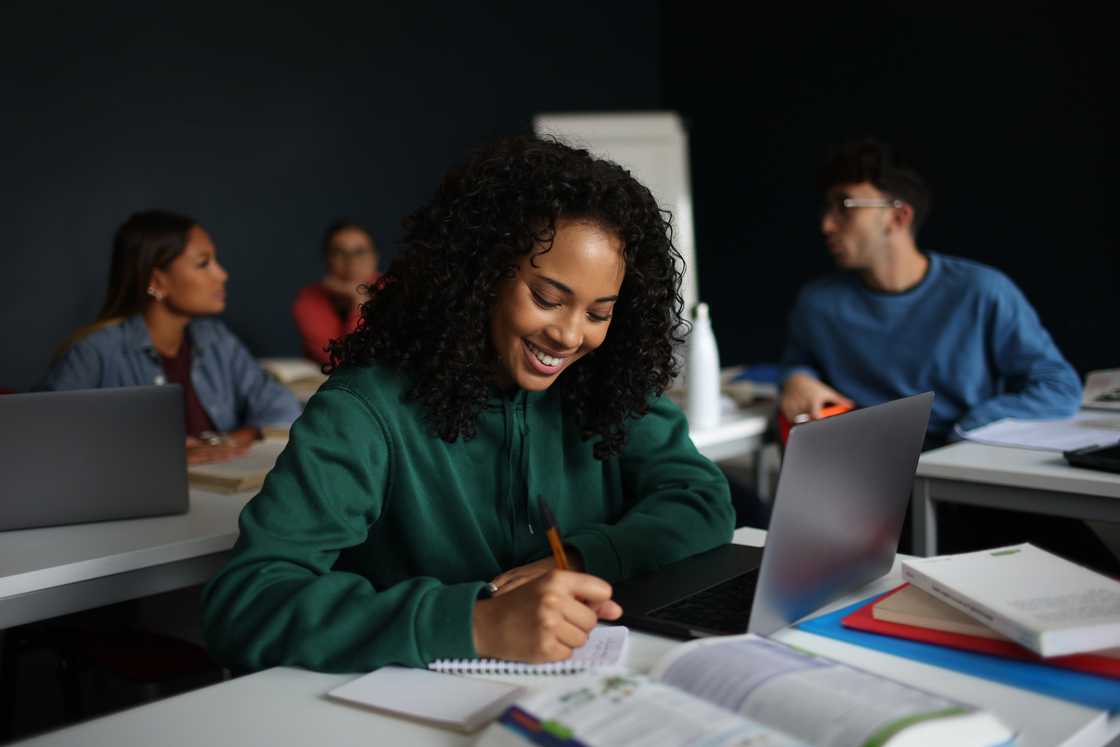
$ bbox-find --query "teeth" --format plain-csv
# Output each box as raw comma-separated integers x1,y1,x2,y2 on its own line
527,341,562,367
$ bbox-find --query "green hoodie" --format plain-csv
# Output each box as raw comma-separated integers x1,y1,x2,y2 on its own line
202,364,733,672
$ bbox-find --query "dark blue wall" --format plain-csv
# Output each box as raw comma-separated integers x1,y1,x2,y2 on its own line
3,3,1115,392
663,4,1117,377
0,2,662,390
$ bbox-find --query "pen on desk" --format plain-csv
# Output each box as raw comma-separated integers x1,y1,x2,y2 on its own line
538,496,570,571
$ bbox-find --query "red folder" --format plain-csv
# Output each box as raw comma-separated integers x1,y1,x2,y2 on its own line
842,584,1120,679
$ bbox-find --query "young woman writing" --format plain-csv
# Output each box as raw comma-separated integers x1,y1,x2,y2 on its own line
202,137,733,671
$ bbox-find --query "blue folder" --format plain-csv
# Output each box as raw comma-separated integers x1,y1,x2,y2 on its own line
797,593,1120,712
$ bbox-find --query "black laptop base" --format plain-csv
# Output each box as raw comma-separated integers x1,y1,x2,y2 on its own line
612,543,764,640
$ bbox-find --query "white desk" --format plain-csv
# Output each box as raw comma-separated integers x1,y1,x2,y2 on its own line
912,442,1120,556
0,403,768,632
15,528,1119,747
688,401,773,463
0,489,253,629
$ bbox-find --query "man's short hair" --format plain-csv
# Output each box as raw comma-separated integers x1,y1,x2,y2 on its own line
818,139,932,235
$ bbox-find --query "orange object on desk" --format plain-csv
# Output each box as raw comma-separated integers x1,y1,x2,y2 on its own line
777,403,855,446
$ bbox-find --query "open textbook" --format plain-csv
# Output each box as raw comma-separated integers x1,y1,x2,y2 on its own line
477,634,1013,747
187,438,287,493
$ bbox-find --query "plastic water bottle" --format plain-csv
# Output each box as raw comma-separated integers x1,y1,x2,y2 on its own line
687,302,721,430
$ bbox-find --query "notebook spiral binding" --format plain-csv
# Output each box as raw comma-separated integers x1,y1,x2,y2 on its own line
427,657,603,675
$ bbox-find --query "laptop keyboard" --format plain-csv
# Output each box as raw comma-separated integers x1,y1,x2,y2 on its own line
647,570,758,633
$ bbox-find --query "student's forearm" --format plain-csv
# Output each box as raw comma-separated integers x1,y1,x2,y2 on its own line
956,377,1082,432
566,481,733,583
203,567,483,672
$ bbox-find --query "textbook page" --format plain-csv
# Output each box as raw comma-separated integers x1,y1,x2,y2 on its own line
476,672,807,747
187,438,286,493
649,635,1013,747
957,411,1120,451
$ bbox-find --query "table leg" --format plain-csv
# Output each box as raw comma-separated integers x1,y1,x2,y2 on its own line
911,478,937,556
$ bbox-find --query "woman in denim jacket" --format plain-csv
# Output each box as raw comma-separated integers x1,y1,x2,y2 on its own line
42,210,300,464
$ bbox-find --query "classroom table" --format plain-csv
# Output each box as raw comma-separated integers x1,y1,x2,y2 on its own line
0,489,254,630
688,400,772,462
912,441,1120,557
0,405,770,631
12,526,1119,747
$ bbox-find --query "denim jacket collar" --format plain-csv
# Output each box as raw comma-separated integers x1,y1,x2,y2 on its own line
121,313,219,358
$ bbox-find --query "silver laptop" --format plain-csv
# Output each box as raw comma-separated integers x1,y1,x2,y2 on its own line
613,392,933,638
0,385,189,531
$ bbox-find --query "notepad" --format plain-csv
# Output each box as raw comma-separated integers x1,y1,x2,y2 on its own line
187,439,286,493
429,625,629,675
327,666,524,733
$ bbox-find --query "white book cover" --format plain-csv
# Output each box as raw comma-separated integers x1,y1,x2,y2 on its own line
328,666,523,733
258,357,326,384
902,543,1120,657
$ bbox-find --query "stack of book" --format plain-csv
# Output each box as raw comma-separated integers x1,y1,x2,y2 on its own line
842,543,1120,678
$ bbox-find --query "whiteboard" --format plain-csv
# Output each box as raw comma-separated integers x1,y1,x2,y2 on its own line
532,112,698,315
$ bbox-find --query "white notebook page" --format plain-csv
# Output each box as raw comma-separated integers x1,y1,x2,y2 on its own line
430,625,629,674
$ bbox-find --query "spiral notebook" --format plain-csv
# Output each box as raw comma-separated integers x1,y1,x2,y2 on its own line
429,625,629,674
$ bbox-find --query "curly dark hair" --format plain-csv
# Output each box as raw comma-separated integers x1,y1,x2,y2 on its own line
327,135,686,459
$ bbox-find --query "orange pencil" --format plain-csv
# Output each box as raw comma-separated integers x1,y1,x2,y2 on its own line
538,496,570,571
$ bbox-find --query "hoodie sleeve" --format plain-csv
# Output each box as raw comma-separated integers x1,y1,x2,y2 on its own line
563,395,735,583
954,274,1082,433
201,384,485,673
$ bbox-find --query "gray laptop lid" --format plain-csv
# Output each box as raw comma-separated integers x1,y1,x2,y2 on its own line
0,385,189,531
748,391,933,634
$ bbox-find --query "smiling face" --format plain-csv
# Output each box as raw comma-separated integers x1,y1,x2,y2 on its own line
490,220,625,392
148,226,228,316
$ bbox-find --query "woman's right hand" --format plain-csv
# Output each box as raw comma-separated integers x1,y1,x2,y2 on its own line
472,570,622,662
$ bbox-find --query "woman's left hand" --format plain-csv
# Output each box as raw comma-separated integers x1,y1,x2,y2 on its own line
490,552,585,597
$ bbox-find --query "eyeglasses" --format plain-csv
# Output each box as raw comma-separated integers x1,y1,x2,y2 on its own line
822,196,903,219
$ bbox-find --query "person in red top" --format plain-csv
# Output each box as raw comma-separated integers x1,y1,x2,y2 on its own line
292,220,380,365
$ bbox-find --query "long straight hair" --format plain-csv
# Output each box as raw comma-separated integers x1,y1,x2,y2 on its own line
54,210,196,358
98,210,197,320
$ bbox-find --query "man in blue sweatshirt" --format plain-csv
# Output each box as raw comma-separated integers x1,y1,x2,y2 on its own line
780,140,1081,446
778,140,1115,569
